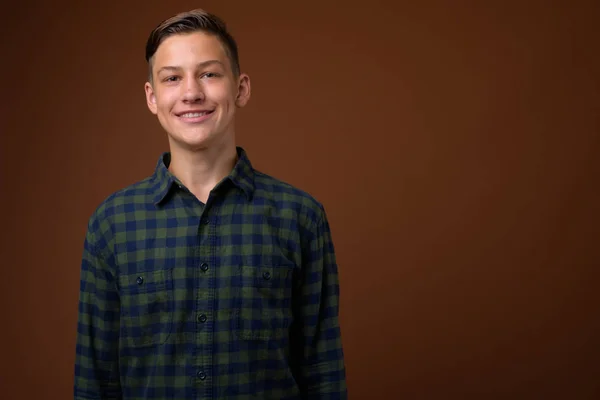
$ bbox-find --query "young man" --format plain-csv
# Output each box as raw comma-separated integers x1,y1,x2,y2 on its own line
74,8,347,399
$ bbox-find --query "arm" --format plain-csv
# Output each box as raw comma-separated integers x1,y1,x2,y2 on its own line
74,220,121,399
294,207,348,399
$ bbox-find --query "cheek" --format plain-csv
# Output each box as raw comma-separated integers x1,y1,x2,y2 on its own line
216,92,237,113
207,83,236,104
155,92,177,112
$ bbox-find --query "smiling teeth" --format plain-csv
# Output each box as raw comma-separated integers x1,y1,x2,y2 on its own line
181,112,208,118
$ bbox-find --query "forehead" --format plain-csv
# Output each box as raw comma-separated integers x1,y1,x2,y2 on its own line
153,31,228,67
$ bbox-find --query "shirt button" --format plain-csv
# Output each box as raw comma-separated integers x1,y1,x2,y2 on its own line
201,217,210,225
200,263,209,272
263,271,271,280
136,276,144,285
197,371,206,380
198,314,207,323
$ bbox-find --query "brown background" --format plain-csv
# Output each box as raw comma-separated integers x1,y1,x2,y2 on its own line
1,0,599,399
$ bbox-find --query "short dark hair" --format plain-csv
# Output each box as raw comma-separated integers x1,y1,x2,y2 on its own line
145,8,240,82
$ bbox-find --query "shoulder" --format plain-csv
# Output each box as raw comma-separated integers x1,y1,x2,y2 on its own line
85,176,156,247
252,169,327,229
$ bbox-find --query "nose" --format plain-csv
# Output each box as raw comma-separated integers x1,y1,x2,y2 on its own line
182,77,204,103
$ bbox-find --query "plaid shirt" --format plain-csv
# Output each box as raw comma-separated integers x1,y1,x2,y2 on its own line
74,147,347,399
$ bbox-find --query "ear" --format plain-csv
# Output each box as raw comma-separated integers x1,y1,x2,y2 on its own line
235,73,251,108
145,81,158,115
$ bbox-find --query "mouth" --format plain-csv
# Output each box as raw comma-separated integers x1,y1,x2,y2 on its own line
175,110,215,123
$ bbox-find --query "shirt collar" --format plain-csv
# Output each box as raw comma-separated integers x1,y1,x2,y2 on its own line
152,146,255,206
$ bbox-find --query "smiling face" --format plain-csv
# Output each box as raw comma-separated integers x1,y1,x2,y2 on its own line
144,31,251,152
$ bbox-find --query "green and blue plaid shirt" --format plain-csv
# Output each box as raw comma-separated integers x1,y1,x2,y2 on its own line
74,147,347,399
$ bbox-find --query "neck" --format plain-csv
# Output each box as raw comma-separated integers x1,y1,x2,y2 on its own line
168,140,238,204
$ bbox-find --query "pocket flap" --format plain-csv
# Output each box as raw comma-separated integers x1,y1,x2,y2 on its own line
118,269,169,293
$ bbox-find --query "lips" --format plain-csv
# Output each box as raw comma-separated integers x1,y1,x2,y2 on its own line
178,111,212,118
175,109,215,123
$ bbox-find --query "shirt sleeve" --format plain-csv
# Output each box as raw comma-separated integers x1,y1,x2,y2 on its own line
74,218,122,400
294,207,348,399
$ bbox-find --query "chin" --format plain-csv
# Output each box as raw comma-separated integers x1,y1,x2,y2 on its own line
170,132,218,151
166,122,232,151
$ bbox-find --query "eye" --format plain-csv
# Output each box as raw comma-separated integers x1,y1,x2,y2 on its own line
201,72,220,79
163,76,180,82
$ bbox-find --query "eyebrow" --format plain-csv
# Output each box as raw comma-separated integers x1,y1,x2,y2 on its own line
156,60,225,75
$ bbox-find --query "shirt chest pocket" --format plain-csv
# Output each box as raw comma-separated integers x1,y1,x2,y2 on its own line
236,265,294,341
118,268,174,348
